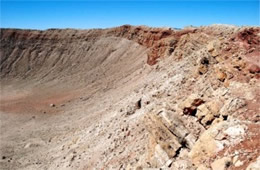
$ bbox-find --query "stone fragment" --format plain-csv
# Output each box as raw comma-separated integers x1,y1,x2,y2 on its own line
170,159,195,170
201,113,215,126
196,103,216,127
158,109,189,139
224,125,245,139
145,114,181,161
24,143,31,148
211,50,220,57
216,70,227,82
232,155,239,164
221,98,246,115
192,99,205,107
154,144,170,166
207,41,215,52
211,117,224,126
248,64,260,74
246,156,260,170
50,103,56,107
185,133,196,149
207,40,221,57
211,157,232,170
189,121,239,166
179,96,197,110
197,165,210,170
196,104,211,120
207,100,223,116
126,99,142,115
234,160,244,167
179,95,204,116
198,65,208,75
161,159,173,168
189,130,220,166
183,106,197,115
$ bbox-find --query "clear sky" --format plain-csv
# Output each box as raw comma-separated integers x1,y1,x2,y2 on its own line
0,1,259,30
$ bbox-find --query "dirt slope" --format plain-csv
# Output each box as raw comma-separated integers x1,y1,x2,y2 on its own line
0,25,259,170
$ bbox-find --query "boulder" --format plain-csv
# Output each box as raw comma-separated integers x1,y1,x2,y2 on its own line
158,109,189,139
201,113,215,127
179,95,204,115
196,104,215,127
145,114,181,162
207,100,223,117
189,120,247,167
196,104,211,120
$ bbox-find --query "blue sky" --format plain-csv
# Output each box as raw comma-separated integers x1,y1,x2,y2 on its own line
0,1,259,30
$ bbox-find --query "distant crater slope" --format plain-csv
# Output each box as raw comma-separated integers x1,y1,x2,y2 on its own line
0,25,198,83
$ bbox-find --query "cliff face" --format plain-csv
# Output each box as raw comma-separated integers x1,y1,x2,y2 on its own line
0,25,259,170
